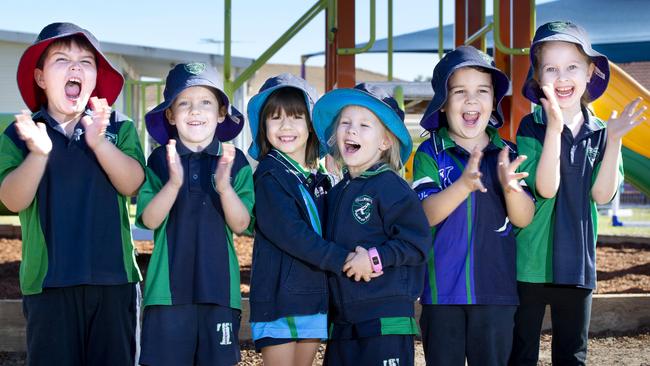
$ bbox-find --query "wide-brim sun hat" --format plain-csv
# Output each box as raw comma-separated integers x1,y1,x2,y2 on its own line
420,45,510,131
17,22,124,112
522,20,610,105
145,62,244,145
247,73,323,160
312,83,413,164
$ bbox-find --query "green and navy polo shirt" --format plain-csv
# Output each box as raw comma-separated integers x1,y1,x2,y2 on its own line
515,105,623,289
0,108,145,295
136,137,254,309
412,126,520,305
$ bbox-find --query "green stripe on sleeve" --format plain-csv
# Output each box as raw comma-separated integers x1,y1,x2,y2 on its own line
232,165,255,235
116,121,146,168
18,197,49,295
413,151,441,188
226,229,241,310
287,316,299,339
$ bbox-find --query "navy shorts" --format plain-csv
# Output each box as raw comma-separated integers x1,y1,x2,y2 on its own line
22,283,138,366
324,335,414,366
139,303,241,366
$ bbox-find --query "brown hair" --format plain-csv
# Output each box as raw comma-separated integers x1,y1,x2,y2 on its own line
532,41,593,105
257,87,319,168
36,35,96,69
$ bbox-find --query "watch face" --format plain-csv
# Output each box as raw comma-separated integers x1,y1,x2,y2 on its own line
372,257,380,265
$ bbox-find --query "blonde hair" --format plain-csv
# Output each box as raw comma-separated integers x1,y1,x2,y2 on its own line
330,106,403,172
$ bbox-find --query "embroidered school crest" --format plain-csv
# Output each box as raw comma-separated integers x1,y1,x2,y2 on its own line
586,146,599,166
185,62,207,75
104,131,117,145
477,49,494,65
352,195,373,224
548,21,570,32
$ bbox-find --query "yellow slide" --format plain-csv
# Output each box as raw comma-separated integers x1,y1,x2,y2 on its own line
592,62,650,195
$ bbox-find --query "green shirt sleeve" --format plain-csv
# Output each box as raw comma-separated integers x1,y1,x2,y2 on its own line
117,120,146,168
135,166,163,229
232,163,255,235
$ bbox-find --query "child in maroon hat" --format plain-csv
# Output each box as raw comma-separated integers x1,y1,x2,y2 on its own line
0,22,145,365
510,21,646,365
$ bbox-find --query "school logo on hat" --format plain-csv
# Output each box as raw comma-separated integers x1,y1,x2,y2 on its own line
185,62,207,75
477,49,493,65
352,195,374,224
548,21,570,32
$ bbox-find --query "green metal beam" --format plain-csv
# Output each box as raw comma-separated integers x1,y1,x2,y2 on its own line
464,22,492,48
225,0,328,97
337,0,376,55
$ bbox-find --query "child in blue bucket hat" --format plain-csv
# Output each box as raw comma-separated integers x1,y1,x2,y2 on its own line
0,22,145,365
412,45,534,366
136,62,254,366
510,21,646,365
313,83,432,365
247,73,355,365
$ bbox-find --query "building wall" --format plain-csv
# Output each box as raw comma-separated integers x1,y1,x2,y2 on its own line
0,41,28,113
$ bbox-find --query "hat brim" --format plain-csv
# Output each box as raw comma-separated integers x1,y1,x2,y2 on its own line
247,85,325,160
523,37,610,104
145,85,244,146
420,60,510,131
16,31,124,112
313,89,412,164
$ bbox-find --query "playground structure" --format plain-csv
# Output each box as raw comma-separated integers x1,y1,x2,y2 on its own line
0,0,649,205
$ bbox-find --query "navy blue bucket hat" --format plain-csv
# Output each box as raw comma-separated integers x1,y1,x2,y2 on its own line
145,62,244,145
17,22,124,112
523,21,610,104
420,45,510,131
247,73,322,160
313,83,413,164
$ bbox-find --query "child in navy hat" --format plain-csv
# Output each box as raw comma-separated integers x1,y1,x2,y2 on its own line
313,83,432,366
136,62,253,366
0,22,145,365
510,21,646,366
412,45,534,366
247,73,355,365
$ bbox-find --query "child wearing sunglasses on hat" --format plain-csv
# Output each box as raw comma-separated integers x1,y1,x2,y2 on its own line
510,21,646,365
412,46,534,366
135,62,253,366
0,22,145,365
312,83,432,366
247,73,360,366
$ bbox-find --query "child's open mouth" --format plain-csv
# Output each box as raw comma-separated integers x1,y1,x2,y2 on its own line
344,141,361,153
187,120,206,126
278,136,297,143
65,78,82,100
555,86,574,98
462,111,480,125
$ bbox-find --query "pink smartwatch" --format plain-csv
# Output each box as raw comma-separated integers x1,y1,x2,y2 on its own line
368,247,383,273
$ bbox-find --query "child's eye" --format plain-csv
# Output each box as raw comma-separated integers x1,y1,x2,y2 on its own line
453,89,464,95
270,114,281,120
361,123,370,128
479,89,490,94
568,64,578,71
340,120,350,125
544,66,557,73
55,57,68,62
202,99,213,105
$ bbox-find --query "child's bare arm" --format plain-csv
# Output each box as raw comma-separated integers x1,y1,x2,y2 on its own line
497,147,535,228
82,97,144,196
0,111,51,212
535,84,563,199
422,146,486,226
592,98,646,204
141,140,183,229
216,144,250,234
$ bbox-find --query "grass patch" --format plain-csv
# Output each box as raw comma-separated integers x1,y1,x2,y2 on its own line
598,207,650,237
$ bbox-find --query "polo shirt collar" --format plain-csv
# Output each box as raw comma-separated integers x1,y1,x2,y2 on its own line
431,126,507,155
175,136,222,157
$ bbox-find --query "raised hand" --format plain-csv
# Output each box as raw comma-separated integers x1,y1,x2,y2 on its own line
540,84,564,133
166,139,184,189
14,110,52,156
81,97,111,149
460,146,487,193
215,143,235,194
342,246,383,282
606,97,647,142
497,147,529,193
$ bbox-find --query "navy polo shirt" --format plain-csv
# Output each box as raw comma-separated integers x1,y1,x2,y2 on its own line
412,126,520,305
136,137,254,309
516,105,624,289
0,107,145,295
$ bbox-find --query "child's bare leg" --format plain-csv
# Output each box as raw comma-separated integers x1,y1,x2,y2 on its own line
294,339,321,366
262,341,297,366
